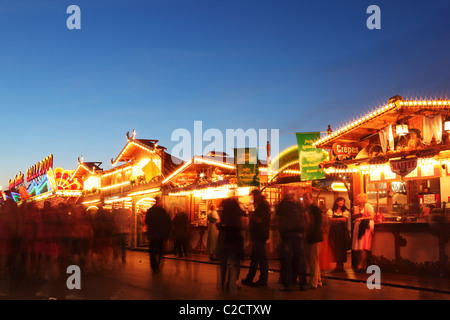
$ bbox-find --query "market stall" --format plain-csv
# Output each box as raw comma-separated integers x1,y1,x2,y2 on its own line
314,96,450,274
162,152,256,253
72,130,183,248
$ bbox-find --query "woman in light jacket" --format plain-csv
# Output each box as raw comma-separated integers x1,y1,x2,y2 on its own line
352,193,374,272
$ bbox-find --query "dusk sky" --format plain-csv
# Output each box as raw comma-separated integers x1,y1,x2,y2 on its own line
1,0,450,188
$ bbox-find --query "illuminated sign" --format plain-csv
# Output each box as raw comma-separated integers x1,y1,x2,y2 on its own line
390,157,418,177
27,154,53,182
9,172,24,190
332,143,360,157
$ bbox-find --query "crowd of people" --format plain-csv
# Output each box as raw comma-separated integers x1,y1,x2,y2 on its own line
89,190,372,293
0,198,131,297
0,190,374,296
202,189,374,292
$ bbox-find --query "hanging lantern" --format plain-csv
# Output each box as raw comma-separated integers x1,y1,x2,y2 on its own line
444,115,450,132
396,114,409,136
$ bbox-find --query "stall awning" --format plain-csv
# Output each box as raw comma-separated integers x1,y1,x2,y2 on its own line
314,97,450,150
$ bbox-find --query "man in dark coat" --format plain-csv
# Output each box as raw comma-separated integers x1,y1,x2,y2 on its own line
276,189,308,291
217,196,244,291
172,207,189,258
145,196,171,274
241,189,271,287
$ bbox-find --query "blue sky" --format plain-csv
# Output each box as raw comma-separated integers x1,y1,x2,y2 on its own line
1,0,450,188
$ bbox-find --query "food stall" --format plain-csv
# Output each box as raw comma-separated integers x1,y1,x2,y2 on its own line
72,130,183,248
161,152,256,253
313,96,450,275
264,144,352,259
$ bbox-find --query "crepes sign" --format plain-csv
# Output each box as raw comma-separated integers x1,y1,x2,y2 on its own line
332,143,360,157
389,157,417,177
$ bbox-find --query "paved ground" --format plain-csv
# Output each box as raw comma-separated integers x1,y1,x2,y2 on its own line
1,250,448,302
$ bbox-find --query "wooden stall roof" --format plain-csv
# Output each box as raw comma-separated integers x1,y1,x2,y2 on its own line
314,97,450,150
162,154,236,186
71,160,103,179
111,130,166,166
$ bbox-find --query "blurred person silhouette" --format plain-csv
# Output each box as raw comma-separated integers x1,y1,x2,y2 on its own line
92,206,115,271
36,201,61,298
206,203,220,261
113,207,131,263
352,193,375,272
21,201,41,277
0,199,17,296
217,196,244,292
145,196,171,274
172,207,189,258
136,210,145,247
319,205,332,280
79,208,94,273
304,192,323,289
56,203,70,270
8,197,23,279
241,189,270,287
70,205,92,272
276,189,307,291
327,197,351,272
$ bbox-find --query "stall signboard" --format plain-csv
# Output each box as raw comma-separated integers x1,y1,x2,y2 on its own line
390,157,418,177
9,172,24,190
234,148,260,187
26,154,54,182
296,132,326,181
332,142,360,160
8,155,54,197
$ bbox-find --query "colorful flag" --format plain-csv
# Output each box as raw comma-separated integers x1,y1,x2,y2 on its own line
142,160,161,182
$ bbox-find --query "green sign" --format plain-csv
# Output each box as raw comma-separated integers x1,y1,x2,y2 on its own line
295,132,327,181
234,148,260,187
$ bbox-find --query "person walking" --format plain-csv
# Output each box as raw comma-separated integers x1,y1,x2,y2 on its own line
276,189,307,291
217,196,244,292
304,192,323,289
206,203,220,261
241,189,271,287
113,207,131,263
327,197,351,272
172,207,189,258
145,196,172,274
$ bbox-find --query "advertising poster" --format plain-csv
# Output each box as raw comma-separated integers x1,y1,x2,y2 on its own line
234,148,260,187
295,132,326,181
